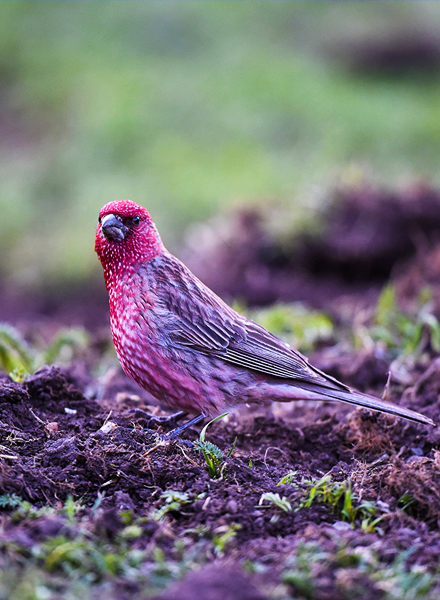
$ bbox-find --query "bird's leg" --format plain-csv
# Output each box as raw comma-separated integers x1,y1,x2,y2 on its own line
129,409,187,429
161,412,207,441
141,412,207,456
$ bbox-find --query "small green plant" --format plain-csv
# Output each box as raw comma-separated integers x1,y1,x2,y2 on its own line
277,471,297,485
38,534,145,579
0,493,22,509
62,495,82,523
0,322,90,380
300,475,382,531
151,490,192,521
43,328,90,366
118,524,143,540
247,303,334,353
283,542,330,598
358,285,440,357
371,548,436,599
301,474,338,508
212,524,241,556
0,324,33,380
283,542,438,600
259,492,292,513
194,413,235,479
398,491,416,512
277,472,384,532
11,500,55,522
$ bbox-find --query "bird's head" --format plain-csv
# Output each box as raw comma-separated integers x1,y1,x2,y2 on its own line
95,200,164,276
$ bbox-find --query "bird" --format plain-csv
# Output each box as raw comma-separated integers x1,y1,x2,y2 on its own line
95,199,435,436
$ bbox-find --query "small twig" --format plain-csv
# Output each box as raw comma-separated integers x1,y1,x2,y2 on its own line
102,410,113,427
178,445,199,467
29,408,45,425
0,444,15,453
142,440,168,457
0,453,19,460
219,461,228,480
382,371,392,400
263,446,284,468
100,480,114,488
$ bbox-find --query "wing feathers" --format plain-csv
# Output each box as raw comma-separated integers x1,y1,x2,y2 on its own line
221,348,301,379
135,255,435,427
147,255,347,388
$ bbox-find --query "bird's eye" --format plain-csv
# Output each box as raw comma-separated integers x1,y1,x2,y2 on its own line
132,216,140,226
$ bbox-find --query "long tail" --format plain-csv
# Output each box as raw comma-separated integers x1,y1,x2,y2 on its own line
298,384,435,426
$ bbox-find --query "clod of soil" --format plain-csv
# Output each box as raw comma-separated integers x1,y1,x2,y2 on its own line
329,29,440,75
154,565,270,600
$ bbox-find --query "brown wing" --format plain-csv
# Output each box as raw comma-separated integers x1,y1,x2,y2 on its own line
144,254,348,391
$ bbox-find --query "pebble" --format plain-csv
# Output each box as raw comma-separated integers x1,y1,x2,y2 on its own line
98,421,118,435
411,447,424,456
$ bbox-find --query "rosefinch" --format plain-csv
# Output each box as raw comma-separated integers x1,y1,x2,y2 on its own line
95,200,435,434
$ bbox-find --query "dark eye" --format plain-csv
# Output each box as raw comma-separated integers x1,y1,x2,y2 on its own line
132,216,140,226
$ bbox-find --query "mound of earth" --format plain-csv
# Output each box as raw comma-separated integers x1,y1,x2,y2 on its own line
183,184,440,313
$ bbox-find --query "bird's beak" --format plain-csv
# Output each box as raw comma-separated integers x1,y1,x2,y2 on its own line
100,213,129,241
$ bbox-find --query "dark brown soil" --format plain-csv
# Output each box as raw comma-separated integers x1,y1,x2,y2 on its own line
2,186,440,598
0,347,439,599
329,28,440,76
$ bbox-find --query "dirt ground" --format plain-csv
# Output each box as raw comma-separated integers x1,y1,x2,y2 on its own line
2,188,440,599
0,345,440,599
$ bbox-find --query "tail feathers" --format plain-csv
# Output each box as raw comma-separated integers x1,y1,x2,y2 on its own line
316,386,435,426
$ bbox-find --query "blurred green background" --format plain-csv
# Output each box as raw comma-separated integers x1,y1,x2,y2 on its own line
2,1,440,290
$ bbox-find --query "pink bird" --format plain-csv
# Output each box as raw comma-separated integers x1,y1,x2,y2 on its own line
95,200,435,436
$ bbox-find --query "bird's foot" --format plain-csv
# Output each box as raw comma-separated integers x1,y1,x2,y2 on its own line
142,434,194,455
142,413,207,450
141,414,206,456
128,412,208,456
129,409,187,429
160,412,207,440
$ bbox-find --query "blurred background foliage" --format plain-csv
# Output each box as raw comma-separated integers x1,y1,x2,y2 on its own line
2,1,440,289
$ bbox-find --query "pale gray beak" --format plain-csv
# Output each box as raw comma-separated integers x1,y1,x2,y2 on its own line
100,213,129,241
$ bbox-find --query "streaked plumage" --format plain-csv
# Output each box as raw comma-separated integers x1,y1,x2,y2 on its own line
95,200,435,427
